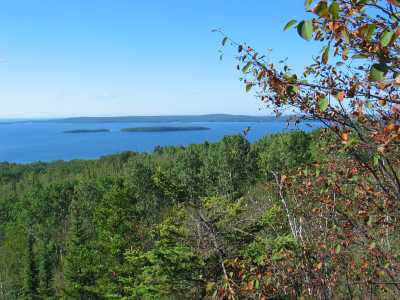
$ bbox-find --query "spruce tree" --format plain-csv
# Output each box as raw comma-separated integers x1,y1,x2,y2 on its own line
38,238,55,299
23,231,39,300
63,198,99,299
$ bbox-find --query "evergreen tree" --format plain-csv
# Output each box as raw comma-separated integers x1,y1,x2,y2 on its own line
63,198,100,299
23,231,39,300
38,238,55,299
119,209,204,300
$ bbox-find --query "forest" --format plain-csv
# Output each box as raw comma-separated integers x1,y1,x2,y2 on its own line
0,127,399,299
0,130,316,299
1,0,400,299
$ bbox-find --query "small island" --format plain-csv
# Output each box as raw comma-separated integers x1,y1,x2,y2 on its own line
121,126,210,132
63,129,110,134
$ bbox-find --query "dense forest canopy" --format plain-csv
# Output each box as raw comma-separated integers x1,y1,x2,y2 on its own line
0,131,316,299
1,0,399,299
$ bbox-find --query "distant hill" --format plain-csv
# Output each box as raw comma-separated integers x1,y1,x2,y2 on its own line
43,114,297,123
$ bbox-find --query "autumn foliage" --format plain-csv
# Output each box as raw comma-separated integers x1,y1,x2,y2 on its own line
215,0,400,298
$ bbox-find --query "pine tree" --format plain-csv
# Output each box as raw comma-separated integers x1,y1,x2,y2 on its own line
38,238,55,299
63,198,99,299
23,231,39,300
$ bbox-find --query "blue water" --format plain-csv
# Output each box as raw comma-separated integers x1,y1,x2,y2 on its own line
0,121,319,163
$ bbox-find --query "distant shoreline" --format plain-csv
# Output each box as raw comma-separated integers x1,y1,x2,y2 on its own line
63,129,110,134
121,126,210,132
13,114,299,124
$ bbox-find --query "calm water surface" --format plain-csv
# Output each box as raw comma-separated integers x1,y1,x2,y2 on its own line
0,121,318,163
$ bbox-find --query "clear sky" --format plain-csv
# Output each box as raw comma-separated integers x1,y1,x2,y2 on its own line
0,0,320,118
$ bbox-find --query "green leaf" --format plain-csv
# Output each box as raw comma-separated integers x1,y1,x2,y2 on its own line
284,19,297,31
313,1,329,17
242,61,252,73
212,289,218,298
305,0,313,9
352,53,369,59
254,279,260,289
342,29,350,43
286,85,299,96
335,244,341,254
245,83,253,92
319,96,329,111
369,63,388,81
297,20,313,41
357,0,369,5
373,154,380,166
380,30,394,47
322,46,329,65
222,37,228,46
362,24,376,41
329,1,340,20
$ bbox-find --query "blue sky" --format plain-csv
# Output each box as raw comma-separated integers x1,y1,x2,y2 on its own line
0,0,320,118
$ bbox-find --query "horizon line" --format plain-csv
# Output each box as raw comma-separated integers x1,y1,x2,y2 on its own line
0,113,299,121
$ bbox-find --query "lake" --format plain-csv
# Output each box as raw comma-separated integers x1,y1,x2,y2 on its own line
0,120,319,163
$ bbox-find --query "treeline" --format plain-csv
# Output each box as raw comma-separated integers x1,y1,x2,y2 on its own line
0,130,314,299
